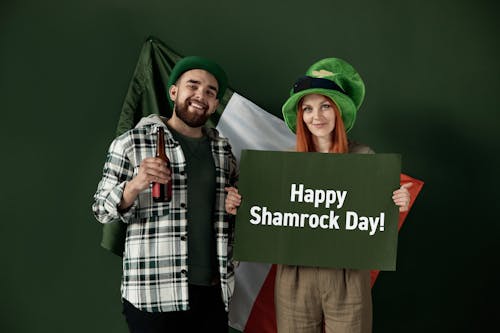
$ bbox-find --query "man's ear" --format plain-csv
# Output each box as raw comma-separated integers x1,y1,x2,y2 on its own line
169,85,177,101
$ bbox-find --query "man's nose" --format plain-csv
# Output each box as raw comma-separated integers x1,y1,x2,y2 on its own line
192,87,204,100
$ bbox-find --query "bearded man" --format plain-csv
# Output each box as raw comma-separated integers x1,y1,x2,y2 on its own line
92,56,237,332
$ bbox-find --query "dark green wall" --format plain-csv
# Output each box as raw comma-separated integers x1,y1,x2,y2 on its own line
1,0,498,332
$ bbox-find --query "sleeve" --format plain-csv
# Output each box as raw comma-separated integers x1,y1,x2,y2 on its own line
92,137,137,224
225,141,239,271
228,147,239,187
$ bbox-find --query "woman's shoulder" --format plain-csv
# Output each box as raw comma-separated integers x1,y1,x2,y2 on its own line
348,140,375,154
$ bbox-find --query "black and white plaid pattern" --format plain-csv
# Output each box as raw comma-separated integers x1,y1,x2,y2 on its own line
93,115,237,312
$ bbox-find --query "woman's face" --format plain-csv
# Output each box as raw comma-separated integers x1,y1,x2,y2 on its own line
301,94,336,140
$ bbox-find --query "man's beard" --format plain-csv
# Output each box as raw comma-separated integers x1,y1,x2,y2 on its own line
174,98,211,128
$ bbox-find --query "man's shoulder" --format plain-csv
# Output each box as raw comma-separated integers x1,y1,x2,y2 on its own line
203,126,229,143
117,115,163,139
135,114,164,128
115,126,150,143
110,124,156,154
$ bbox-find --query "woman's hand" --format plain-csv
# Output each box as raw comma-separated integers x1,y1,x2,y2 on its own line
225,186,242,215
392,182,413,212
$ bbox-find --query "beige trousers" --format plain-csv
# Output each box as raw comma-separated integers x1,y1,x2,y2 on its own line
275,265,372,333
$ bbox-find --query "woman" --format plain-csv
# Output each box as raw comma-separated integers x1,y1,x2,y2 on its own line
225,58,411,333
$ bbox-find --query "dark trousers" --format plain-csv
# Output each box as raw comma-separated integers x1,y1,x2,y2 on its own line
122,284,228,333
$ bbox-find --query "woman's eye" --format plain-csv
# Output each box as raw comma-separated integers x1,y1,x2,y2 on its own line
321,104,331,109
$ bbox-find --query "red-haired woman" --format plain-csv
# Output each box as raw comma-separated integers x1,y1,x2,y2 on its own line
225,58,411,333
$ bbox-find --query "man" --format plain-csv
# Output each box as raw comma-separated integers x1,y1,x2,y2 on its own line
92,56,237,332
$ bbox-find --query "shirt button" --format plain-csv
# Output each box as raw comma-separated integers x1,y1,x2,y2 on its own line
181,269,187,275
180,171,186,176
180,203,186,208
180,235,187,241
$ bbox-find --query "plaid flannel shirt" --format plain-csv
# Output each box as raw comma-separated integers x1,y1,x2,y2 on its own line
92,115,237,312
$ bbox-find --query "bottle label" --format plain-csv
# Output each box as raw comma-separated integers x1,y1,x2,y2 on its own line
152,183,161,198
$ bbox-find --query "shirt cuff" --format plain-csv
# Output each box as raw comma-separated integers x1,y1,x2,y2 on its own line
108,181,137,223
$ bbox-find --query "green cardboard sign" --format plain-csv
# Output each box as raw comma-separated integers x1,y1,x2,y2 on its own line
233,150,401,270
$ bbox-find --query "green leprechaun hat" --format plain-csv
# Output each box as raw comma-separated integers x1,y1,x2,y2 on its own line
282,57,365,133
167,56,228,107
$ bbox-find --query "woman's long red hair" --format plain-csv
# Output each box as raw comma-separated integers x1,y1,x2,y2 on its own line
295,97,348,153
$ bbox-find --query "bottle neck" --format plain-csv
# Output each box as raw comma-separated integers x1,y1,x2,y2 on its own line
156,127,166,157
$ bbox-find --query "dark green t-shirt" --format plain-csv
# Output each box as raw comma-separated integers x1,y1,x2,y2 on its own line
168,126,218,286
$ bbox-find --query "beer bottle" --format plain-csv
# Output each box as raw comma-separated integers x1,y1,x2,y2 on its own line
152,126,172,202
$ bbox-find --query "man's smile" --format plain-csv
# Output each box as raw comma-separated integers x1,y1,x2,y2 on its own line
188,99,208,112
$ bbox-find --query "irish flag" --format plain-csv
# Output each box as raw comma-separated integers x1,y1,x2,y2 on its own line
102,37,424,332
